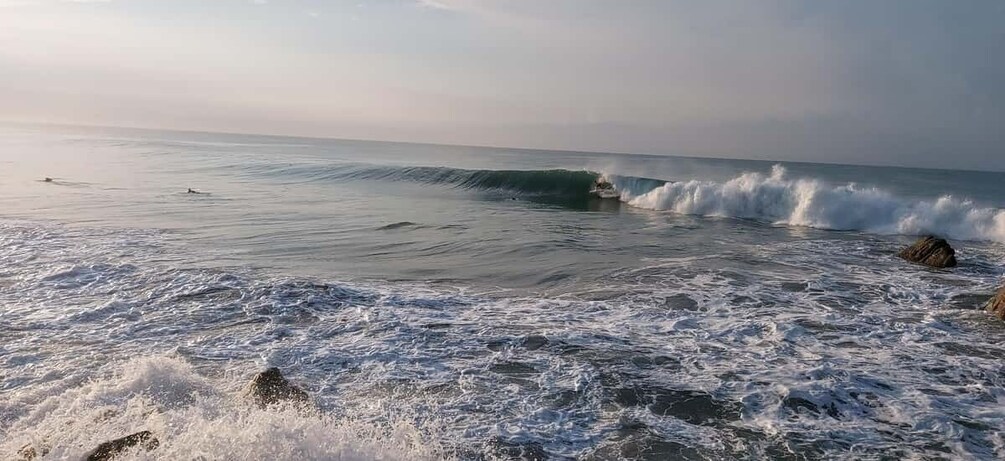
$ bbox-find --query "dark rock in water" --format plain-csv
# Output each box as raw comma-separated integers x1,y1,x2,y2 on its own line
85,431,159,461
521,335,549,350
244,367,311,408
663,293,699,311
986,286,1005,321
17,443,48,461
898,236,957,268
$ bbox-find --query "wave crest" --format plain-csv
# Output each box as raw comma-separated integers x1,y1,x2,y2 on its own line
620,165,1005,243
258,163,606,197
247,161,1005,242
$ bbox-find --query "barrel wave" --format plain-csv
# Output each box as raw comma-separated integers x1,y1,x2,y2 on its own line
254,163,606,197
246,162,1005,243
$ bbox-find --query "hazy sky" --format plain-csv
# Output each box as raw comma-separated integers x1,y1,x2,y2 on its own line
1,0,1003,170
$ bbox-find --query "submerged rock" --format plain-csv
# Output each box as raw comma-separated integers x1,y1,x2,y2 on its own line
898,236,957,268
986,286,1005,321
243,367,311,409
85,431,159,461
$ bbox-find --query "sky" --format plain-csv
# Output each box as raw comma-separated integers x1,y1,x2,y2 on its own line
1,0,1003,170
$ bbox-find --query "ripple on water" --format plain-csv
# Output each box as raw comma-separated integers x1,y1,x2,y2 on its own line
1,221,1004,459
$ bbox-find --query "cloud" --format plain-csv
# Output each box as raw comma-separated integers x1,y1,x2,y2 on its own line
416,0,449,9
0,0,1001,169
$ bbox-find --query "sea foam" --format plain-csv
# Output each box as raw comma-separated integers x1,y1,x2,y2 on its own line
616,165,1005,243
0,357,447,460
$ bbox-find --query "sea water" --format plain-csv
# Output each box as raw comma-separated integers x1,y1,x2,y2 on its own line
1,123,1004,459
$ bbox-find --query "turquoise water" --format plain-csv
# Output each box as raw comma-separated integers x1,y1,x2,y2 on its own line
1,123,1004,459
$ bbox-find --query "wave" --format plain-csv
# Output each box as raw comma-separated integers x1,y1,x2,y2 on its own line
251,163,665,198
618,165,1005,243
249,162,1005,243
0,356,446,460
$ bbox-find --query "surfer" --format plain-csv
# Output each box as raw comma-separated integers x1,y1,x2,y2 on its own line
590,177,618,199
187,188,198,194
44,177,53,182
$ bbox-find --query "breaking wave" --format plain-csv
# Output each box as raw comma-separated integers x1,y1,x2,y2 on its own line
0,357,447,460
253,163,614,197
618,165,1005,243
243,162,1005,243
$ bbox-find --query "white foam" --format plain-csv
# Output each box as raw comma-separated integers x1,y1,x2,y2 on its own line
0,357,447,460
3,219,1005,459
615,165,1005,243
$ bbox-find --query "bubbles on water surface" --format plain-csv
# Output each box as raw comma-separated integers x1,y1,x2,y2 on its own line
1,220,1005,460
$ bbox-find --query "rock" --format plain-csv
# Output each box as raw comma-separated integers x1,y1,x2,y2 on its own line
986,286,1005,321
85,431,159,461
898,236,957,268
17,443,48,461
244,367,311,408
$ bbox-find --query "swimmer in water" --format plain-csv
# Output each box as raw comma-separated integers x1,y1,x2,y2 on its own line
44,177,53,182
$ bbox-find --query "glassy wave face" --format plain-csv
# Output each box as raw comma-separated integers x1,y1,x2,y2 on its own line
240,161,1005,243
2,124,1005,459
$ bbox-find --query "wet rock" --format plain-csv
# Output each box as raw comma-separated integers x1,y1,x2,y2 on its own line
663,293,699,311
521,335,549,350
898,236,957,268
986,285,1005,321
85,431,159,461
17,443,48,461
243,367,311,409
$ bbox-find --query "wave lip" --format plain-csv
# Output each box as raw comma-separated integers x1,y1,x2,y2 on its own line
621,165,1005,243
247,160,1005,243
251,162,669,199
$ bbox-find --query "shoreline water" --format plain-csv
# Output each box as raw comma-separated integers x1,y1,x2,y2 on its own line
2,125,1004,459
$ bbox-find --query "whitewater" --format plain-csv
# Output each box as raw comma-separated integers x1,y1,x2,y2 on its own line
613,165,1005,244
2,124,1004,460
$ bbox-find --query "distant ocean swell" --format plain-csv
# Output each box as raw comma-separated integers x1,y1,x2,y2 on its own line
244,162,1005,243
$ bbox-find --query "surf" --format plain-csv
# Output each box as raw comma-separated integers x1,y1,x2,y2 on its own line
619,165,1005,243
247,161,1005,243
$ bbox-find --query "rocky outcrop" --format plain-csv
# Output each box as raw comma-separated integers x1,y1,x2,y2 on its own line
986,286,1005,321
243,367,311,409
898,236,957,268
85,431,159,461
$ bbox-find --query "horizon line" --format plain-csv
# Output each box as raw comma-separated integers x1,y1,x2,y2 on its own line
2,118,1001,175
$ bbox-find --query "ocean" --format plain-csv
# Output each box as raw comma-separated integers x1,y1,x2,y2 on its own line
1,123,1004,460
